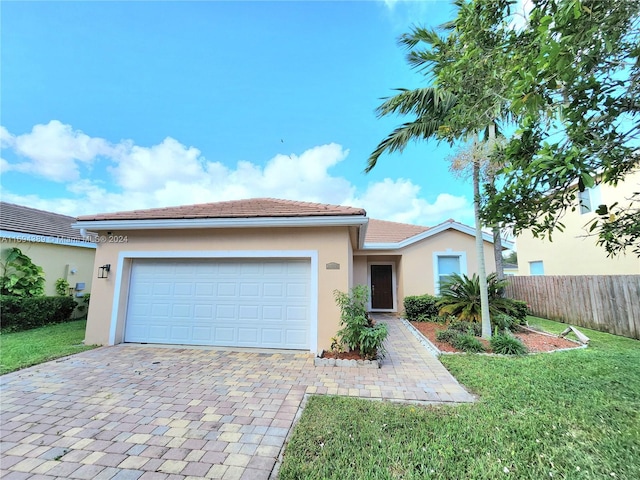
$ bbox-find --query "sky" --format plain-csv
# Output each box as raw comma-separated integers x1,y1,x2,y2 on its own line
0,0,520,227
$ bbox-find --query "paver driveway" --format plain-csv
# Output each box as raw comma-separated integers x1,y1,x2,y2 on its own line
0,316,473,480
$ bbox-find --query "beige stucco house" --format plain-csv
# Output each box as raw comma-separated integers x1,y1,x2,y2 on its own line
0,202,96,297
517,170,640,276
74,198,503,353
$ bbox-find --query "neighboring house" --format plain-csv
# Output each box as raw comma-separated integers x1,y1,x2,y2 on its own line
517,170,640,275
0,202,96,297
74,198,509,353
503,262,519,276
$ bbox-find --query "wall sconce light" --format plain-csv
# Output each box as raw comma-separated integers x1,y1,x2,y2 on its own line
98,264,111,279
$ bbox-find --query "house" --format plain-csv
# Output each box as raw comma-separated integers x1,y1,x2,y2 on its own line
0,202,96,297
503,262,519,276
74,198,505,353
516,170,640,275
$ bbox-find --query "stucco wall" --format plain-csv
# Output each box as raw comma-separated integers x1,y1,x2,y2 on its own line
84,226,352,353
517,171,640,275
400,231,496,296
353,230,496,311
0,240,95,296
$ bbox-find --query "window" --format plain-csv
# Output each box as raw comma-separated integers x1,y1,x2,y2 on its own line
433,252,466,294
529,261,544,276
578,185,601,214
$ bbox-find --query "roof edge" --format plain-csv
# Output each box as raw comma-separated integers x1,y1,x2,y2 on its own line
362,221,514,250
72,215,369,231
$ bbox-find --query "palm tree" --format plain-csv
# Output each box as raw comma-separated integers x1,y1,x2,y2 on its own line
366,2,514,338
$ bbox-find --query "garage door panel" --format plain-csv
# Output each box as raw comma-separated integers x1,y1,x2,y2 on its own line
216,283,236,296
214,327,235,342
239,283,260,297
125,258,310,349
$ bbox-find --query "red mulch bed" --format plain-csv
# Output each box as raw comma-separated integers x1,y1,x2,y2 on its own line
320,349,371,360
410,321,581,354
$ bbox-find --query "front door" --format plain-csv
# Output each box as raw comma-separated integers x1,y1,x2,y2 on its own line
371,264,393,310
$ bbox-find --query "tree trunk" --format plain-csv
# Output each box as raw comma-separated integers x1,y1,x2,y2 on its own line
473,151,492,340
493,226,505,280
486,122,505,281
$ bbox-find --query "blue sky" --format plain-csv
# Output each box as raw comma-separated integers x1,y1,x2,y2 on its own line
1,0,488,226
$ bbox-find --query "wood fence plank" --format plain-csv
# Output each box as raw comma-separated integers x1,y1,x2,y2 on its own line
507,275,640,340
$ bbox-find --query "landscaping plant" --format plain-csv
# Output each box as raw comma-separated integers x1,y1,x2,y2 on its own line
0,247,46,297
334,285,388,360
55,278,70,296
403,294,439,321
490,332,528,355
437,273,526,323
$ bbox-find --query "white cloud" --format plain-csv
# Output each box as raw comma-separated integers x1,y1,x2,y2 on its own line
349,178,472,225
1,121,474,226
3,120,114,182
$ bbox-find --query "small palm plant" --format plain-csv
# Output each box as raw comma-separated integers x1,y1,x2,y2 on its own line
437,273,518,323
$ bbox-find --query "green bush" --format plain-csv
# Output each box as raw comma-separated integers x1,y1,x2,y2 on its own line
437,273,530,324
490,333,528,355
508,299,529,323
491,313,516,332
404,294,440,321
334,285,388,360
448,319,482,336
55,278,70,296
435,329,460,344
0,248,45,297
451,333,486,353
0,295,77,333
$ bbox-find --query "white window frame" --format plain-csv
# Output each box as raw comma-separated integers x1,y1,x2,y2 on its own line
367,261,397,312
432,250,467,295
579,185,601,215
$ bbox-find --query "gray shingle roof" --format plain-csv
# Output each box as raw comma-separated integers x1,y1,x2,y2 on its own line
0,202,90,242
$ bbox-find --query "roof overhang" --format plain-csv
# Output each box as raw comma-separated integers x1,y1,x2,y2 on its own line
362,221,514,251
72,215,370,248
0,229,97,249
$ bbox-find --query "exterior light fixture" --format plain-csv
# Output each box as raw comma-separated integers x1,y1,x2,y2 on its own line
98,264,111,279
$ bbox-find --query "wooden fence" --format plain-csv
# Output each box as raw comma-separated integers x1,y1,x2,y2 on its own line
505,275,640,340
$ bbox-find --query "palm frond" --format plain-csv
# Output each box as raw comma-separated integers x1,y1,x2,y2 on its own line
375,87,457,118
366,118,449,173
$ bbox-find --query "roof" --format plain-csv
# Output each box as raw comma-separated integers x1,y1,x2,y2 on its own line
77,198,366,221
503,262,518,269
364,219,429,243
0,202,91,242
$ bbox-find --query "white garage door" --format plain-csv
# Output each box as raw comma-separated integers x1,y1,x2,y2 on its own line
124,258,310,349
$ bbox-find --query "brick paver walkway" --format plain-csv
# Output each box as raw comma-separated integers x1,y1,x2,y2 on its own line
0,315,473,479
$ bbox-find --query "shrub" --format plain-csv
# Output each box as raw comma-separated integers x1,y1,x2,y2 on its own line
334,285,388,360
508,299,529,323
435,329,460,344
491,313,516,332
0,295,77,333
0,248,45,297
490,333,528,355
404,294,439,321
451,333,486,353
448,319,482,336
437,273,526,323
55,278,70,296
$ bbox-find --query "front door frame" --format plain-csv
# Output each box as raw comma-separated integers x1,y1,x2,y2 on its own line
367,261,397,312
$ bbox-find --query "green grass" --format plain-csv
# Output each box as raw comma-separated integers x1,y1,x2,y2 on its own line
279,317,640,480
0,320,97,375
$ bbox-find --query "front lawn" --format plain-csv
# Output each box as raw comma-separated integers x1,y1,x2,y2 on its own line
0,320,97,375
278,317,640,479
